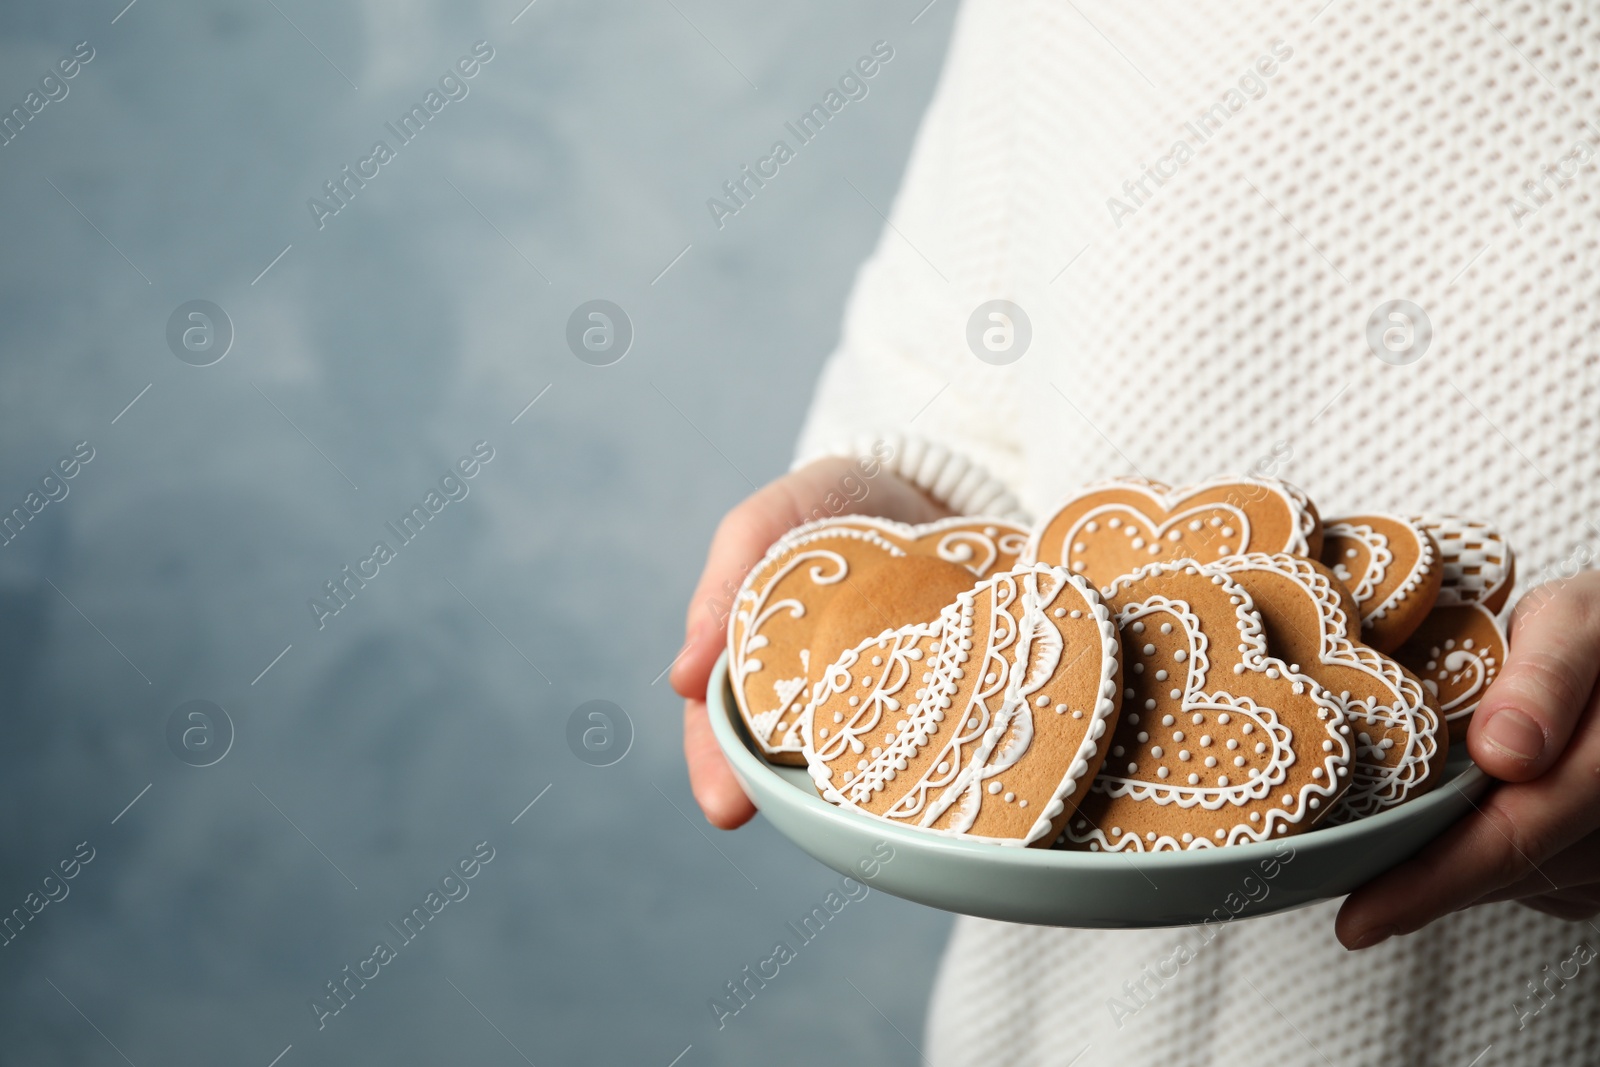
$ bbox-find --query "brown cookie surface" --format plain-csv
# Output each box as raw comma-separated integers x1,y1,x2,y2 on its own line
1320,514,1442,652
803,564,1121,846
807,556,977,698
1393,602,1507,745
1028,476,1321,590
1060,560,1351,852
1215,554,1445,822
727,516,1028,764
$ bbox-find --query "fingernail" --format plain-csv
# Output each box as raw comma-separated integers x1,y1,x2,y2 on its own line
1484,708,1545,762
1348,925,1395,951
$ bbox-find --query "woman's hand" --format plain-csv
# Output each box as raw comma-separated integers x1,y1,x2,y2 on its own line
669,456,952,829
1337,570,1600,948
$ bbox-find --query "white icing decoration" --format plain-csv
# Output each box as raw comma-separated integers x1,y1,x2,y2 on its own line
729,515,1028,757
801,563,1122,847
1064,557,1351,851
1025,475,1316,578
1219,552,1444,822
1416,514,1514,607
1324,521,1394,613
1409,603,1506,724
730,546,854,749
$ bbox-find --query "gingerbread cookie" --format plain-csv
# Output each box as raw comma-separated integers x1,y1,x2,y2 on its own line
1214,554,1445,822
1059,561,1351,852
1392,516,1516,743
1319,515,1442,652
728,516,1028,764
1028,476,1321,589
802,564,1121,846
806,556,977,700
1421,515,1516,612
1394,604,1507,744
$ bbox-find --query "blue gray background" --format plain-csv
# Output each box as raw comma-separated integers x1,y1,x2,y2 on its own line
0,1,958,1063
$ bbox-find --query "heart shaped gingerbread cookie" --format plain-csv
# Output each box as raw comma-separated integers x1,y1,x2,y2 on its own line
1319,514,1442,651
728,516,1028,764
1393,516,1515,743
1060,560,1351,852
1214,553,1445,822
802,564,1121,846
1028,476,1321,589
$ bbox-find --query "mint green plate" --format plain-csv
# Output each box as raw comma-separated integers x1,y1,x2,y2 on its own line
707,652,1491,928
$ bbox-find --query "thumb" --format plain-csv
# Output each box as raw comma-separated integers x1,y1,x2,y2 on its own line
669,495,797,702
1469,573,1600,781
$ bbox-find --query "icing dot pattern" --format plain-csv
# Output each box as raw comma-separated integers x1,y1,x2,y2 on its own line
1062,562,1351,852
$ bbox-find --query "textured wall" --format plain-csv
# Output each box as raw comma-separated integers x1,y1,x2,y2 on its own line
0,1,958,1063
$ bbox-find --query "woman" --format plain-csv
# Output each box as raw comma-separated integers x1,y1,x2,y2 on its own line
674,1,1600,1061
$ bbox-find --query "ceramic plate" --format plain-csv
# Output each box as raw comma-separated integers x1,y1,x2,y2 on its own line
707,651,1490,928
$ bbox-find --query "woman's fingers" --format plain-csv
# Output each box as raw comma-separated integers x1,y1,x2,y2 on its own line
669,487,814,831
1336,679,1600,948
1338,576,1600,948
1468,573,1600,781
1470,826,1600,906
684,698,757,829
1514,890,1600,922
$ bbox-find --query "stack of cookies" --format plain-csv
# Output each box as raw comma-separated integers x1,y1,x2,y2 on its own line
726,477,1515,852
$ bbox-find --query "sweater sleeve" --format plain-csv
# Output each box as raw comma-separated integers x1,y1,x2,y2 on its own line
791,5,1031,522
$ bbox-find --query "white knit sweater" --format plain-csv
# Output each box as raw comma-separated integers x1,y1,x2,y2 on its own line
793,0,1600,1063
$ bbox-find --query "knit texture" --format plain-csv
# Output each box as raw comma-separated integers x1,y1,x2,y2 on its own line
793,0,1600,1062
800,432,1030,521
